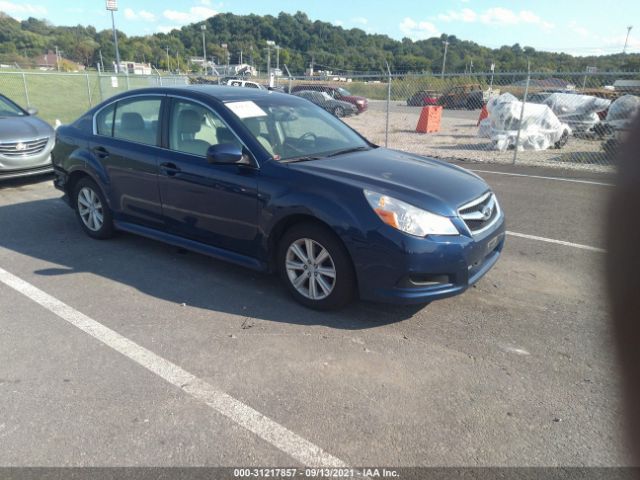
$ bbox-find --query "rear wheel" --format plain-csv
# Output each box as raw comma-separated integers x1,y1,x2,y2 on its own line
278,223,355,310
74,177,115,239
333,106,345,117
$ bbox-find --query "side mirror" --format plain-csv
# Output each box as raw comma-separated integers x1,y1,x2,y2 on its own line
27,107,38,116
206,143,245,165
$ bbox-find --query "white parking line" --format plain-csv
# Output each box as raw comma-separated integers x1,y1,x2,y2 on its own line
0,266,347,468
506,231,606,253
469,169,614,187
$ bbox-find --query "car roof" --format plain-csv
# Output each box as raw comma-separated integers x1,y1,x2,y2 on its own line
111,85,282,102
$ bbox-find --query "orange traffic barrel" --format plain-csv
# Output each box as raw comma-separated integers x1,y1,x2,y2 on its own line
415,106,442,133
477,103,489,126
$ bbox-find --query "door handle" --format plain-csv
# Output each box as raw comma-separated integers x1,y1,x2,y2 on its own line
93,146,109,159
160,162,181,176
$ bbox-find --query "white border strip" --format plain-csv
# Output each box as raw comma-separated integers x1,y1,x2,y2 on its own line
507,231,606,253
469,169,613,187
0,266,346,468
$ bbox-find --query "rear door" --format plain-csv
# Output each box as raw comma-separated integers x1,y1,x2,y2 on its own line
92,95,165,227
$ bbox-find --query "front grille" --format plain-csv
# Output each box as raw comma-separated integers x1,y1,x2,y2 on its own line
458,192,500,234
0,137,49,158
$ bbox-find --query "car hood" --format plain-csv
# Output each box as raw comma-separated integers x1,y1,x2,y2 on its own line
292,148,489,216
0,115,53,141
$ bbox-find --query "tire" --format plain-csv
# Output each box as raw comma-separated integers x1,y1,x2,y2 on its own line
73,177,115,239
277,223,356,310
333,106,345,118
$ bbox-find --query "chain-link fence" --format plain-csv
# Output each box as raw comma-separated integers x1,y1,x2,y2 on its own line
1,69,638,171
0,71,188,125
325,71,640,172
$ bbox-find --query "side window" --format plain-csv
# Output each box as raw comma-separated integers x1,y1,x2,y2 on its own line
112,97,161,146
96,103,115,136
246,83,259,89
168,99,239,157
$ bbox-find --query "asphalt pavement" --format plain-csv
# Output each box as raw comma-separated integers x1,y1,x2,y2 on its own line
0,164,630,468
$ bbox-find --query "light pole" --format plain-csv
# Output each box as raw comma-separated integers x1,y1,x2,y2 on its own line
106,0,121,73
201,25,207,74
221,43,229,76
441,40,449,79
165,46,170,72
623,26,633,54
266,40,275,79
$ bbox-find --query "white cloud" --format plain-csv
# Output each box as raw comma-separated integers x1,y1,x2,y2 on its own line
568,21,590,38
439,8,476,23
163,6,217,23
351,17,368,25
602,33,640,53
436,7,553,31
0,1,46,18
124,8,156,22
399,17,439,41
333,20,344,26
199,0,212,4
139,10,156,21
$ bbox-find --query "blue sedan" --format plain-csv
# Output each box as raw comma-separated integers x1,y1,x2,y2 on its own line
52,86,505,310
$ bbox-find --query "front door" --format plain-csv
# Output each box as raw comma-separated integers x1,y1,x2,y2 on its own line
156,97,260,256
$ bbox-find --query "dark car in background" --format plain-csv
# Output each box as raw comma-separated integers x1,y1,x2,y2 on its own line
293,90,357,117
407,90,440,107
290,84,368,113
438,84,485,110
0,94,55,180
51,86,504,310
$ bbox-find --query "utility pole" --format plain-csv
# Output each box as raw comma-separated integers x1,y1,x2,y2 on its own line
55,45,61,71
99,49,104,72
201,24,207,74
166,46,170,72
176,49,180,72
441,40,449,79
240,49,243,65
275,45,281,72
266,40,275,78
623,25,633,54
106,0,121,73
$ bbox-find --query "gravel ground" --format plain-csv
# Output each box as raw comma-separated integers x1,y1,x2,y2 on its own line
344,102,614,173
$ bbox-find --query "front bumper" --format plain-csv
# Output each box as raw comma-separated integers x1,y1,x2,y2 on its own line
0,157,53,180
351,214,506,304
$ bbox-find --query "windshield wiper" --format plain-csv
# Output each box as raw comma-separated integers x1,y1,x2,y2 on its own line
326,146,371,157
281,155,324,163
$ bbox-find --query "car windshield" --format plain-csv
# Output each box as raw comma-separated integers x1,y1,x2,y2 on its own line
0,96,25,117
224,97,370,161
336,87,352,96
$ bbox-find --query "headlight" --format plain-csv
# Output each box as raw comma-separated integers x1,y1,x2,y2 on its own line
356,100,365,105
364,190,459,236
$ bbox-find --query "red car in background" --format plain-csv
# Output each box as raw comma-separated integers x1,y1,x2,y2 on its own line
407,90,440,106
290,84,368,113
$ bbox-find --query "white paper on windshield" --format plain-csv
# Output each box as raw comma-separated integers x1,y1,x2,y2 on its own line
226,101,267,118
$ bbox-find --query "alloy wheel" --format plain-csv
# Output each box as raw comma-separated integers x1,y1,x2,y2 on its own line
77,187,104,232
285,238,337,300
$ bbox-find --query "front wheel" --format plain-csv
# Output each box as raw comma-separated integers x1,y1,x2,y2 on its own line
333,106,345,117
74,177,115,239
278,223,356,310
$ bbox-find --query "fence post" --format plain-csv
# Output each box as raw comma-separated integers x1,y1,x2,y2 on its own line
21,73,30,107
512,62,531,165
85,73,93,108
97,70,104,102
385,62,391,148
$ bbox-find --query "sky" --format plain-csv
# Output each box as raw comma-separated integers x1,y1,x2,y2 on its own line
3,0,640,56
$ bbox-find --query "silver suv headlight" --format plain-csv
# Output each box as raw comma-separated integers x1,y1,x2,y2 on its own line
364,190,459,237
